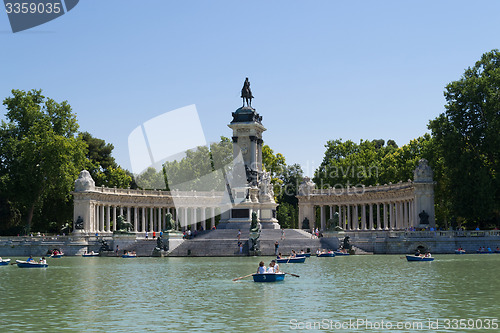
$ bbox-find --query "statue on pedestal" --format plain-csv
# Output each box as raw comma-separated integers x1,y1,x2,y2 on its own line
114,215,134,234
164,213,177,231
249,212,261,253
241,77,254,108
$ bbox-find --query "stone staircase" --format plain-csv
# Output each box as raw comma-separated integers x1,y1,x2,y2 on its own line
167,229,339,257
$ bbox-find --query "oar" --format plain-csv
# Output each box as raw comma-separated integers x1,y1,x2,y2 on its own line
232,273,254,282
283,272,300,277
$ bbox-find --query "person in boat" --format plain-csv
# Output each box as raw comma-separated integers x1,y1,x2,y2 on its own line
290,250,297,258
267,261,276,273
277,252,283,259
39,257,46,264
424,252,431,258
496,247,500,251
257,261,266,274
271,260,279,273
414,249,421,257
27,256,34,262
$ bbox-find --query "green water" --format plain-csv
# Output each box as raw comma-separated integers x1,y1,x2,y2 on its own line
1,255,499,332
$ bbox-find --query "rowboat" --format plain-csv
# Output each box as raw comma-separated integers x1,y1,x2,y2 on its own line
50,253,64,258
476,250,493,254
406,255,434,262
0,259,11,266
16,260,48,268
295,253,311,258
454,249,466,254
82,252,99,257
317,252,335,257
334,251,350,256
276,257,306,263
252,273,285,282
122,254,137,258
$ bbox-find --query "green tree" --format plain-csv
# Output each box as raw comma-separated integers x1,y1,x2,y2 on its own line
0,89,87,233
429,49,500,228
79,132,131,188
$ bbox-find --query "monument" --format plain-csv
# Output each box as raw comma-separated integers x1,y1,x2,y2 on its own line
218,78,280,229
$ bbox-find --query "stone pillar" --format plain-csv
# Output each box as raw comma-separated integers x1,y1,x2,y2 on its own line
149,207,154,232
106,205,111,232
141,208,146,232
389,202,394,230
346,205,351,231
339,205,343,229
354,205,359,230
361,204,366,230
113,206,117,231
383,203,388,230
162,208,166,231
329,205,333,221
210,207,215,228
127,207,131,226
157,207,161,232
134,207,138,232
320,205,326,231
369,204,374,230
100,205,105,232
376,203,381,230
403,201,408,229
201,207,206,230
119,206,123,219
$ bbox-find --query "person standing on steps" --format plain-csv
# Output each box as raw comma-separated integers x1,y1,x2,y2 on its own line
275,241,279,255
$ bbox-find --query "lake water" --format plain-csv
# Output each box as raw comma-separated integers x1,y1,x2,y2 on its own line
1,254,499,332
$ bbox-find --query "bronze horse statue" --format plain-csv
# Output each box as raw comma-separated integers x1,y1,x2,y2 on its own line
241,77,254,107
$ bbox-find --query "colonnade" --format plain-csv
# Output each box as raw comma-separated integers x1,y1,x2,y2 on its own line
315,200,415,231
89,203,219,234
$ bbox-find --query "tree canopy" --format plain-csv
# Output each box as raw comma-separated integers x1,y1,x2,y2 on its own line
0,89,87,234
428,49,500,228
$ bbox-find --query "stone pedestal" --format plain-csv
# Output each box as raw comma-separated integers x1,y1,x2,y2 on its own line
164,230,184,253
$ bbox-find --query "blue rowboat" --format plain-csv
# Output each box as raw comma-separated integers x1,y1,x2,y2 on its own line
0,259,11,266
334,251,350,256
406,255,434,262
454,250,466,254
276,257,306,263
16,260,48,268
295,253,311,258
252,273,285,282
317,252,335,257
122,254,137,258
476,250,493,254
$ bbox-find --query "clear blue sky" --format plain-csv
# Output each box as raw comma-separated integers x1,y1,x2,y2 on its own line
1,1,500,177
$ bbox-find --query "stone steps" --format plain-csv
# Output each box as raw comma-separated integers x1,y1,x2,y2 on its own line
167,229,340,257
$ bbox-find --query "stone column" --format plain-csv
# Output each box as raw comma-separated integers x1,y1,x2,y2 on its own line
383,203,388,230
369,204,374,230
134,207,138,232
100,204,105,232
157,207,161,232
127,207,131,226
339,205,343,229
211,207,216,229
201,207,206,230
329,205,333,221
142,207,146,232
346,205,351,231
119,206,123,219
193,207,197,231
106,205,111,232
149,207,153,232
354,205,359,230
320,205,326,231
361,204,366,230
389,202,394,230
376,203,381,230
113,206,117,231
